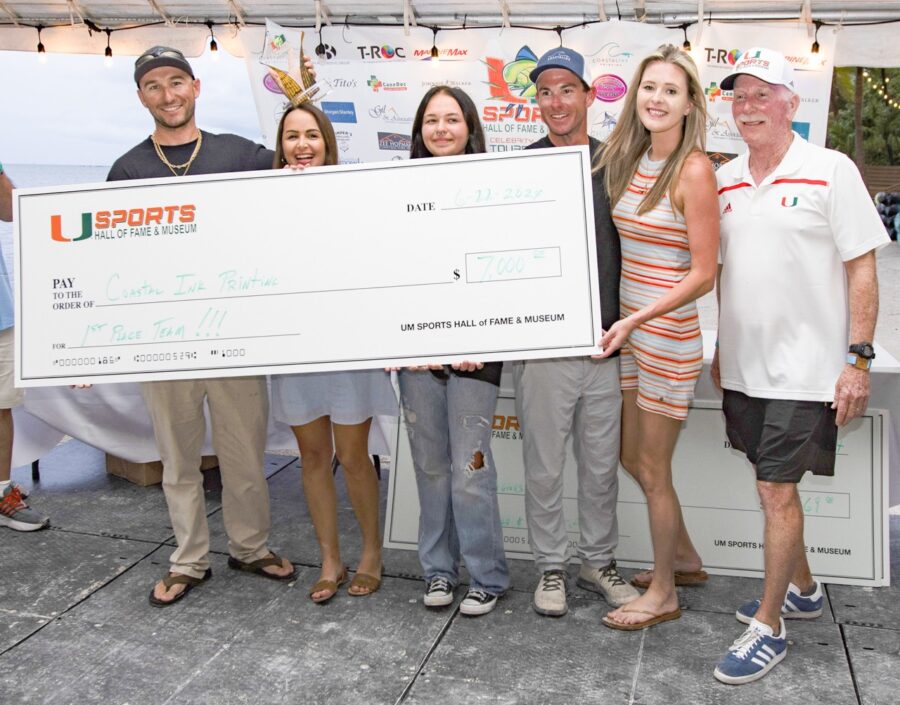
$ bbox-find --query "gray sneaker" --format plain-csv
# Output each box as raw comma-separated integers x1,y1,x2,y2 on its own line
533,569,569,617
0,484,49,532
577,561,640,607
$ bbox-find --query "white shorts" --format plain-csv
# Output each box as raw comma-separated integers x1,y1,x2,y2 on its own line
0,327,24,409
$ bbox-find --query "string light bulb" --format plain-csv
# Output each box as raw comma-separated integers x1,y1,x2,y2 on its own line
206,20,218,57
103,28,113,67
430,27,439,60
36,25,47,63
811,21,821,54
682,24,691,52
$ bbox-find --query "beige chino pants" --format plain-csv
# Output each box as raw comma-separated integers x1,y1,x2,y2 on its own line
142,376,271,578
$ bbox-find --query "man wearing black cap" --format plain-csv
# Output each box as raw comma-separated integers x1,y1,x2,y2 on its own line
108,46,295,607
512,47,638,617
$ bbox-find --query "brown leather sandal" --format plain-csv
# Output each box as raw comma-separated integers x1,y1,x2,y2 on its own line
148,568,212,607
227,552,296,581
309,567,349,604
348,567,382,596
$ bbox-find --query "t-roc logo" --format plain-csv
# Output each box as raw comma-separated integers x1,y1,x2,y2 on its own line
358,45,406,60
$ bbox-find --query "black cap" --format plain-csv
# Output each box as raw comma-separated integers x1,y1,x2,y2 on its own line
134,46,195,86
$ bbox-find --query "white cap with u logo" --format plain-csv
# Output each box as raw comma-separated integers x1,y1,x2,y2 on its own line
720,47,796,91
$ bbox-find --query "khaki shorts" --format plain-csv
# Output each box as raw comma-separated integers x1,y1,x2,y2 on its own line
0,327,24,409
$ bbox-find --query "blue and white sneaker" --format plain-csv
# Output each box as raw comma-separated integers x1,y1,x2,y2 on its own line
736,581,823,625
714,618,787,685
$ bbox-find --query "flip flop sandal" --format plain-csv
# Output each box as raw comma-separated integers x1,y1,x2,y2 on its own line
348,569,382,596
309,567,349,604
631,569,709,590
227,552,296,581
148,568,212,608
601,607,682,631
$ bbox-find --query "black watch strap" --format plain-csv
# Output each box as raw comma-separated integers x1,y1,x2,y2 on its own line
849,342,875,360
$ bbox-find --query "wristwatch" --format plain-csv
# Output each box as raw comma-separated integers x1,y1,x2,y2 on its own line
847,342,875,370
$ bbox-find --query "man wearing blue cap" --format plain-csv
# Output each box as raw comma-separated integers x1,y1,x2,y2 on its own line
711,47,887,684
513,47,638,617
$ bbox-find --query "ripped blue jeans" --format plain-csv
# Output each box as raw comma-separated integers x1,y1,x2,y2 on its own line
398,371,509,596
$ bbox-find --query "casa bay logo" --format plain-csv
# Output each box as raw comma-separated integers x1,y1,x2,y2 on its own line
357,44,406,60
367,75,408,92
50,204,196,242
592,74,627,102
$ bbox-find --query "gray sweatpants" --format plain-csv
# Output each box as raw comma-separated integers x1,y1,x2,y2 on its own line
512,356,621,573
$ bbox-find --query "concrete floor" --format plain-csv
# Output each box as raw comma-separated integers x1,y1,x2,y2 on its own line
2,438,899,705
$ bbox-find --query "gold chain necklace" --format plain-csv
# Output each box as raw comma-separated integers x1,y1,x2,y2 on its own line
151,131,203,176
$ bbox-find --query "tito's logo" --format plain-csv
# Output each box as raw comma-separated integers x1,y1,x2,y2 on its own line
50,204,195,242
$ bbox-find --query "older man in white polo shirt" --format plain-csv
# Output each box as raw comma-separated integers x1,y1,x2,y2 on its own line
710,48,889,684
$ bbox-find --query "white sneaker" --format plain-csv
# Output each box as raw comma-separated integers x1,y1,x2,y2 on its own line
576,561,640,607
459,589,498,616
423,577,454,608
533,569,569,617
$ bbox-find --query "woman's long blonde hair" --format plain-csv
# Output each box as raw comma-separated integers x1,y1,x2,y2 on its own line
594,44,707,215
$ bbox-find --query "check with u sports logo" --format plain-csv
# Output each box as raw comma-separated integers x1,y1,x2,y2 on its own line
13,147,602,386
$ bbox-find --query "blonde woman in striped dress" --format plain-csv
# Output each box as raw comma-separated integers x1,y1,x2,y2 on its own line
594,44,719,630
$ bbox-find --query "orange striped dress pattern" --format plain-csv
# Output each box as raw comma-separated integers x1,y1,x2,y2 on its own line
611,152,703,421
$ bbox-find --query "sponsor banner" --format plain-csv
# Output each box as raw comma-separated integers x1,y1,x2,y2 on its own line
243,21,833,164
698,21,834,152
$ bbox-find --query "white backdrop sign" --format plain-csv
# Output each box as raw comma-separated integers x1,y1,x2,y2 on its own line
386,399,889,587
241,20,835,170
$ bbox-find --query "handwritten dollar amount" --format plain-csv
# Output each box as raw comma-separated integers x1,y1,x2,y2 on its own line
465,247,562,283
799,491,849,519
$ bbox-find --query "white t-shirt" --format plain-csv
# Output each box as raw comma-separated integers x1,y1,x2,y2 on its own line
716,133,889,401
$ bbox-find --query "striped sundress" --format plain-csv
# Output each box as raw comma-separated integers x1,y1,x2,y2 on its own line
611,151,703,421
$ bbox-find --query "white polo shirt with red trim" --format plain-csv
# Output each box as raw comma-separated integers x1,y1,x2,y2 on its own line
716,133,889,401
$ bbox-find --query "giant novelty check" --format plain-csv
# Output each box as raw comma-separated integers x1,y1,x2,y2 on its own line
14,147,601,386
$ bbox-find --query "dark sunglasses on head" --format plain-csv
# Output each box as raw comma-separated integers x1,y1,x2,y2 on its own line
135,47,188,67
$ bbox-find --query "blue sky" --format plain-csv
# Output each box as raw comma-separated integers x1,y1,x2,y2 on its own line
0,49,263,166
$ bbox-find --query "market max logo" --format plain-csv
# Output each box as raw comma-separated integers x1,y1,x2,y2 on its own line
377,132,411,151
367,75,408,92
358,44,406,60
50,205,195,242
413,47,469,58
484,46,539,104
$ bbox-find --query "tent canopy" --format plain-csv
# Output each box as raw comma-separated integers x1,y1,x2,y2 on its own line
1,1,898,67
3,1,899,27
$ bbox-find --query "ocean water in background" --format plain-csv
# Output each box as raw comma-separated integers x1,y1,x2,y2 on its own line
0,164,110,281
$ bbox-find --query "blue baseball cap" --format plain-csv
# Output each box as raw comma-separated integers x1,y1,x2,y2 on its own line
529,47,591,89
